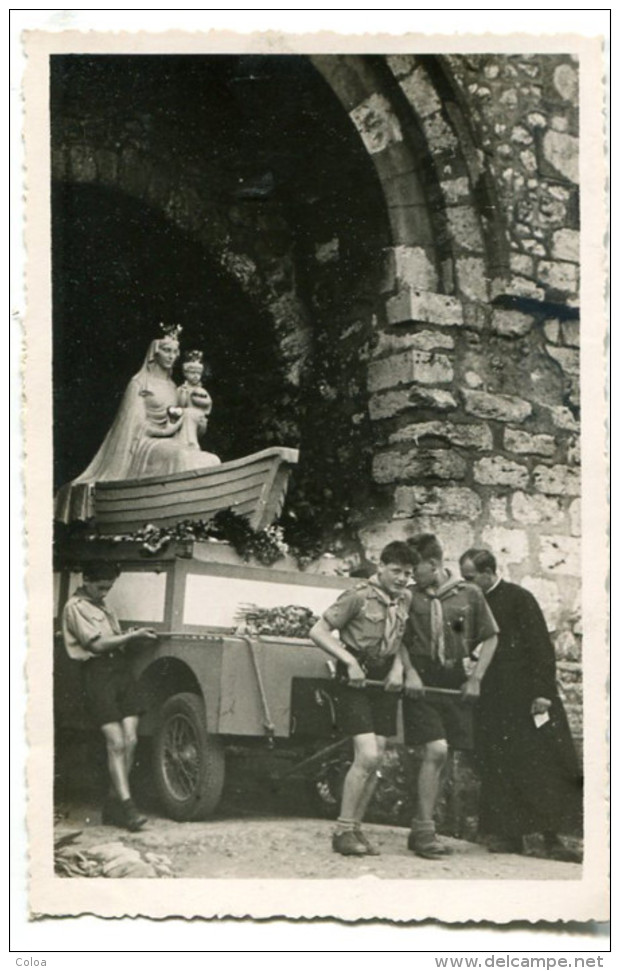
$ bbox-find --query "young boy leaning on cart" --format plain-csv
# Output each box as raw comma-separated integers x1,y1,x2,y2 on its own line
309,541,414,856
61,561,159,831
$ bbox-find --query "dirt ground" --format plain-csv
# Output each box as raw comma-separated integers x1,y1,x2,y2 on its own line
54,737,583,880
54,800,582,881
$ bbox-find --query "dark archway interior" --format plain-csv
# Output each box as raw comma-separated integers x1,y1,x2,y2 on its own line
52,182,286,488
50,55,389,256
52,55,392,549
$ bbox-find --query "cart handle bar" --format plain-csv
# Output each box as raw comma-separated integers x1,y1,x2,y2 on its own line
349,678,461,697
145,631,224,642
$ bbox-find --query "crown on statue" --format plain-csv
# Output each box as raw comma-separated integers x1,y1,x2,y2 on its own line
159,322,183,341
184,349,204,364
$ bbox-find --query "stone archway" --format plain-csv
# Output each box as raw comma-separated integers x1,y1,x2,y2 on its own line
312,53,508,303
51,53,579,582
51,53,505,395
50,54,397,553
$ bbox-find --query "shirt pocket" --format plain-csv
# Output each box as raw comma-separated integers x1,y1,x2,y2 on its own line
362,600,385,625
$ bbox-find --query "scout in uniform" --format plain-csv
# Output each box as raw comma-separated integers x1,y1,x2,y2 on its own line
402,534,499,859
310,541,414,856
61,561,158,831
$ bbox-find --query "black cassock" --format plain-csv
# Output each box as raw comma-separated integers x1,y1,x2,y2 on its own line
476,580,582,838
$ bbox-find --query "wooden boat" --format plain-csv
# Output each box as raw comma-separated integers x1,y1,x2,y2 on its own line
92,447,299,534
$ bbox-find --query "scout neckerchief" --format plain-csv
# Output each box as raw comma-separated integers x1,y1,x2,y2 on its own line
426,575,463,665
368,575,404,657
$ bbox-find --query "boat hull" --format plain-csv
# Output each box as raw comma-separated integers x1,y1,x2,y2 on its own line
93,447,299,534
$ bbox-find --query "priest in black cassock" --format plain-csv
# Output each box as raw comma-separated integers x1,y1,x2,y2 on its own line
460,548,583,862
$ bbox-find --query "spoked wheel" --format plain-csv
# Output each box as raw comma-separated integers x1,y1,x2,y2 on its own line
305,744,353,819
153,692,225,821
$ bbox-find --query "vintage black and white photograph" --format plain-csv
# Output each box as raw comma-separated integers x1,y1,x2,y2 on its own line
20,23,608,925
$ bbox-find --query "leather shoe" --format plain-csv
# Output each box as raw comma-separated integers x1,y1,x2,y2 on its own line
332,829,367,856
407,830,453,859
356,829,381,856
120,798,147,832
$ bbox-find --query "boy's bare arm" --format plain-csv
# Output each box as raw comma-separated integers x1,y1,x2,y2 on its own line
309,618,366,683
397,643,425,697
89,627,159,655
461,634,498,700
384,650,406,691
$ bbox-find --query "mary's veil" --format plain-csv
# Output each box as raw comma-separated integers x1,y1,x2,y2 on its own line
54,340,162,523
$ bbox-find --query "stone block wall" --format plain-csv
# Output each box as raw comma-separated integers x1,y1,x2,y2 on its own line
445,53,580,307
354,54,582,737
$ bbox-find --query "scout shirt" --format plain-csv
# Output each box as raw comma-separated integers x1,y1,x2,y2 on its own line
322,576,411,664
62,586,122,662
404,575,498,669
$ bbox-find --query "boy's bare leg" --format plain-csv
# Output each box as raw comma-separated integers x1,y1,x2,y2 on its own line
121,715,146,826
101,722,131,802
101,719,146,830
333,733,382,854
339,733,382,821
416,738,448,820
409,738,452,858
355,734,387,821
349,734,387,855
121,715,140,778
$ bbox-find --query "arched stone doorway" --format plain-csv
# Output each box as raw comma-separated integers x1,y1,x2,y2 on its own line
51,52,521,563
51,54,403,554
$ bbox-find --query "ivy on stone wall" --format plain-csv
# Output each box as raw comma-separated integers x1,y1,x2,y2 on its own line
280,312,384,565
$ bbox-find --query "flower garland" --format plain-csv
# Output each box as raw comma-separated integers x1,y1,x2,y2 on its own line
125,509,289,565
235,604,319,639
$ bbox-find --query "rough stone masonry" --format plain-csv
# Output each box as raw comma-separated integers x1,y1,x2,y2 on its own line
354,54,582,739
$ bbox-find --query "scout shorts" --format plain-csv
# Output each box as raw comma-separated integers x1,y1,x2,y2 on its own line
335,658,399,739
402,657,474,750
403,694,474,750
82,652,142,727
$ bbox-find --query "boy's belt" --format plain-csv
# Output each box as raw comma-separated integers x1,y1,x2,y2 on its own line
86,649,125,662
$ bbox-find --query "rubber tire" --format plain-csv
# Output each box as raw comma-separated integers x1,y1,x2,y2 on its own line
153,692,225,821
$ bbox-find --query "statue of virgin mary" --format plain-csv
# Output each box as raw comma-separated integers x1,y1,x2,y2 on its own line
54,328,220,524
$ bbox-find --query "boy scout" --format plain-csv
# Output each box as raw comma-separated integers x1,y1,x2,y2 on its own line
310,541,414,856
402,534,498,859
62,561,158,831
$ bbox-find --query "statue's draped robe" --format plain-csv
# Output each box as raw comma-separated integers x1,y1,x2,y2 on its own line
54,341,220,524
475,579,582,838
